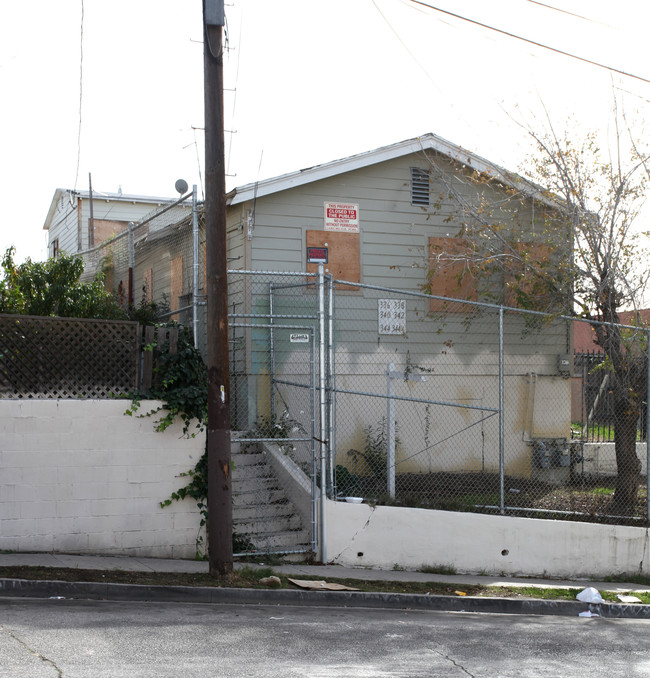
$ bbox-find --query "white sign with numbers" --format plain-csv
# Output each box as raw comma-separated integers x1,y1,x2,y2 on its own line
378,299,406,335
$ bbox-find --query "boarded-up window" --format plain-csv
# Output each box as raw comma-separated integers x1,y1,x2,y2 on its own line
504,242,554,309
306,230,360,289
89,219,130,246
170,256,183,312
428,236,478,312
142,268,153,303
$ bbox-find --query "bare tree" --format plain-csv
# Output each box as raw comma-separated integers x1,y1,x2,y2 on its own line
425,119,650,515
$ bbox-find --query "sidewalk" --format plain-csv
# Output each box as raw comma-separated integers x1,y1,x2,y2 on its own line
1,552,650,618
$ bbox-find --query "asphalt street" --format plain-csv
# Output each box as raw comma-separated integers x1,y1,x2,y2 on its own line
1,597,650,677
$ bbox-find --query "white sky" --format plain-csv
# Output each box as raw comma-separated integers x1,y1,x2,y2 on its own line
2,0,650,264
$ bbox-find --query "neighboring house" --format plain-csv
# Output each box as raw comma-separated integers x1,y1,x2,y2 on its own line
572,310,650,425
43,188,181,258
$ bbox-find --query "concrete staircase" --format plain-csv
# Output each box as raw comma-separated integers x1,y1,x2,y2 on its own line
232,442,312,554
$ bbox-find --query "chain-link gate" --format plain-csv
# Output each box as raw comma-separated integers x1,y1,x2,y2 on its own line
227,271,325,557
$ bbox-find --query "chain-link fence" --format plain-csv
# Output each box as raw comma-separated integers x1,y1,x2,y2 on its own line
75,201,650,529
329,279,649,526
79,192,200,330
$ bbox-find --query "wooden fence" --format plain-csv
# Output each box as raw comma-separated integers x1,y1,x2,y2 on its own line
0,314,179,399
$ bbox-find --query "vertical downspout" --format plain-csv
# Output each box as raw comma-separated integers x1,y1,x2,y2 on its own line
192,185,200,348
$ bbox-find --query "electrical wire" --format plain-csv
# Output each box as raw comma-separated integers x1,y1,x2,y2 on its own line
73,0,84,191
525,0,614,28
407,0,650,85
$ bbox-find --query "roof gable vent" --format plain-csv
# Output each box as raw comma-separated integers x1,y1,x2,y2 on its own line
410,167,430,206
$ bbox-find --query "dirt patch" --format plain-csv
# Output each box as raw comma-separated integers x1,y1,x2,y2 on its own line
347,472,648,526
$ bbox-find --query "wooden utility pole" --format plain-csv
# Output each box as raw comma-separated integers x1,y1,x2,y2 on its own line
203,0,233,576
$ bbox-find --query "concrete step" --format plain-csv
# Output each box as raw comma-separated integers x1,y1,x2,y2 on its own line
237,529,312,552
232,475,280,493
234,502,296,522
232,488,287,507
231,435,312,555
234,513,303,536
232,452,267,468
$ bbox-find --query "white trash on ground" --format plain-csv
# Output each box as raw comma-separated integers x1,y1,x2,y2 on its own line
576,587,604,604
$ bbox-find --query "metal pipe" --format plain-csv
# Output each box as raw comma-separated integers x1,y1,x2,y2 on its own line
331,387,499,412
128,221,135,307
192,185,200,348
269,282,276,423
318,263,328,563
499,307,505,516
327,273,336,496
310,325,319,555
387,362,396,500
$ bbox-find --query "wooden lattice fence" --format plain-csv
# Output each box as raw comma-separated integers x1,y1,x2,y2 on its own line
0,314,141,399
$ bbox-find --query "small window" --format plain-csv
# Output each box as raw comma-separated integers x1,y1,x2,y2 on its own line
51,238,59,259
410,168,430,206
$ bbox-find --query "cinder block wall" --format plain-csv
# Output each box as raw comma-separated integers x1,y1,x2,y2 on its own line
0,400,205,558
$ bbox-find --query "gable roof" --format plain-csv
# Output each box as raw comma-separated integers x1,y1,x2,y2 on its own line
227,132,552,207
43,188,180,231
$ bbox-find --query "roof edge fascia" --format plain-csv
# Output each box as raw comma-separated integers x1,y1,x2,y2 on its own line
228,133,556,209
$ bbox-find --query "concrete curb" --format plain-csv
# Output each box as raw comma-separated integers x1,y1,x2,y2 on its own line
1,578,649,618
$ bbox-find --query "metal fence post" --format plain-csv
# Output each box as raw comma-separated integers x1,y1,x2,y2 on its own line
318,263,328,562
128,222,135,306
499,307,505,515
646,330,650,525
327,274,335,496
269,282,276,423
387,362,396,500
192,185,199,348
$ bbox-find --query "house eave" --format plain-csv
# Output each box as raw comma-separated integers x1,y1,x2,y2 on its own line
227,132,559,209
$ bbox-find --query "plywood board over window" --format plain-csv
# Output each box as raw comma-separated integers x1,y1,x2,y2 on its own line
170,256,183,312
306,230,360,289
142,268,153,303
90,219,130,246
428,236,478,312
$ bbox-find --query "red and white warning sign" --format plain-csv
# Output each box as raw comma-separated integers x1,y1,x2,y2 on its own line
324,202,359,233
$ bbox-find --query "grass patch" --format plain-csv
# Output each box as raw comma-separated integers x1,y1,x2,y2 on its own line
1,566,649,604
420,564,457,576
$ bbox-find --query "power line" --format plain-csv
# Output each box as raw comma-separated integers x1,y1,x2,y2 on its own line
524,0,614,28
408,0,650,85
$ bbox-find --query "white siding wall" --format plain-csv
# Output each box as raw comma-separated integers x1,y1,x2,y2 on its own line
230,152,572,478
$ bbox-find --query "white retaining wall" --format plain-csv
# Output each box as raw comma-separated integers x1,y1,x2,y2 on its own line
3,399,650,577
326,500,650,578
0,400,205,558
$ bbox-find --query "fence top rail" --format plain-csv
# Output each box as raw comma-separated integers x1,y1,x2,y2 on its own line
77,192,194,258
0,313,140,328
329,277,650,334
230,322,315,331
228,269,318,278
